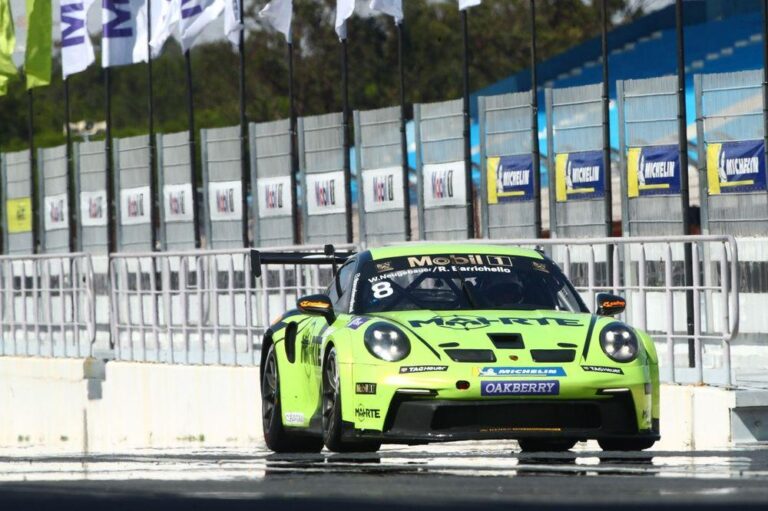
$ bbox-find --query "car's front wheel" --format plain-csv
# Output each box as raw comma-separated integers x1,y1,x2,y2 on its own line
262,344,323,453
598,438,656,451
322,347,381,453
518,439,577,452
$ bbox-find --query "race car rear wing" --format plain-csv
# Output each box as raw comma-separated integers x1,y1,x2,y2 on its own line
249,244,355,278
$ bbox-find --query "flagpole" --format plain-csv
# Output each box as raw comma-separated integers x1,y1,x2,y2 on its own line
529,0,541,239
461,9,475,238
28,88,39,253
675,0,695,368
396,19,411,241
185,50,202,249
105,67,117,253
64,77,77,252
341,35,353,243
147,0,158,251
238,0,250,248
288,39,300,245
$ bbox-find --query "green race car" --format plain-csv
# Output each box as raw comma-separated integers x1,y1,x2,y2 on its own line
260,244,660,453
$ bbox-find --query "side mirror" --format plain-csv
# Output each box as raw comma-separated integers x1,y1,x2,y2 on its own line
297,294,335,324
596,293,626,317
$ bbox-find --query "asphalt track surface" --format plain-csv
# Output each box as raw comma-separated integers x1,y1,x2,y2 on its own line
1,442,768,510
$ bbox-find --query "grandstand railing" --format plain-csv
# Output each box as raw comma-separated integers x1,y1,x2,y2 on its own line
458,235,740,386
108,245,354,365
0,253,96,358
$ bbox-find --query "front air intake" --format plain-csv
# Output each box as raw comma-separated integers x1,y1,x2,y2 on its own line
530,349,576,363
444,349,497,363
487,333,525,349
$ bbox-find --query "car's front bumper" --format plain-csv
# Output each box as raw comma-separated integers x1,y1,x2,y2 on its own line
344,391,659,444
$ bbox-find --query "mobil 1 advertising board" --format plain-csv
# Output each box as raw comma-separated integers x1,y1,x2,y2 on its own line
420,161,467,240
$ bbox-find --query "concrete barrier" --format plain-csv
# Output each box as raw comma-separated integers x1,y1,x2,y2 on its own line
0,357,261,454
1,357,766,453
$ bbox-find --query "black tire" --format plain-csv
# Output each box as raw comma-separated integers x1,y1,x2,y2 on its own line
262,345,324,453
518,439,577,452
322,347,381,453
598,438,656,452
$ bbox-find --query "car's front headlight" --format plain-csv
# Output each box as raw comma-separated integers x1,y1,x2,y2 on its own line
364,322,411,362
599,322,640,362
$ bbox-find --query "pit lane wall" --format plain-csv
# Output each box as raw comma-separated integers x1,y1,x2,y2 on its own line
2,356,766,453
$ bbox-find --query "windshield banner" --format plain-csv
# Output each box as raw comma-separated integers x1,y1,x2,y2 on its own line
706,140,766,195
555,150,604,202
423,161,466,209
627,145,681,197
487,155,534,203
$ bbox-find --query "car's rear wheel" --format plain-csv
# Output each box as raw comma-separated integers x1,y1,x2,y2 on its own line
262,345,323,453
517,439,577,452
322,347,381,453
598,438,656,451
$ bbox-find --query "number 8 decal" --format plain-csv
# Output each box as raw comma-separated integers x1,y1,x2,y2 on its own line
372,281,394,299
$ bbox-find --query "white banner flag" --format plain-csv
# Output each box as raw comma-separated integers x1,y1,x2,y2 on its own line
256,176,292,218
306,171,346,216
179,0,225,52
335,0,355,40
369,0,402,22
208,180,243,221
362,167,404,213
458,0,481,10
80,190,109,227
150,0,180,58
60,0,97,78
120,186,152,225
223,0,242,47
163,183,194,222
44,194,69,231
422,161,466,209
102,0,149,67
258,0,292,43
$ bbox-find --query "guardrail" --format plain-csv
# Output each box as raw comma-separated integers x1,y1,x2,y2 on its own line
108,245,354,365
0,253,96,358
458,235,740,386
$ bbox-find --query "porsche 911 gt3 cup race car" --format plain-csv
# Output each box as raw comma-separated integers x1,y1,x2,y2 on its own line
260,244,660,453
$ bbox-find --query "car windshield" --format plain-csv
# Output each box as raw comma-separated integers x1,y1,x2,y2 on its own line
353,253,587,314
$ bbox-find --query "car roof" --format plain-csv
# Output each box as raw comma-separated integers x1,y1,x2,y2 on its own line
367,243,544,261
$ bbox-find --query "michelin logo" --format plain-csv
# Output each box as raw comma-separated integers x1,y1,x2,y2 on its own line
481,380,560,396
478,367,566,377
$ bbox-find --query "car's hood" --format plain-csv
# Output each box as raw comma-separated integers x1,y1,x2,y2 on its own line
366,309,597,353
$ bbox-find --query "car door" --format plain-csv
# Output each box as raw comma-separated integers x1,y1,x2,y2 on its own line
299,258,358,423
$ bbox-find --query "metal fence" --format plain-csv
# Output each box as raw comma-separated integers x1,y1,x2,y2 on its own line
37,144,71,253
696,69,768,236
354,106,409,246
479,91,537,239
108,244,352,365
460,235,740,386
74,140,109,254
618,75,683,236
546,83,607,238
201,125,245,249
1,149,34,255
415,98,469,240
113,135,153,252
250,119,295,247
157,131,197,251
0,253,96,358
299,112,349,244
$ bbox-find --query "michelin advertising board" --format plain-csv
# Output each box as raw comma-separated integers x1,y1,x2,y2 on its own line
627,145,681,198
555,151,604,202
486,155,534,203
706,140,766,195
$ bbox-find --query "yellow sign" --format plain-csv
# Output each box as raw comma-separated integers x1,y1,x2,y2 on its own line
486,157,499,204
6,197,32,233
